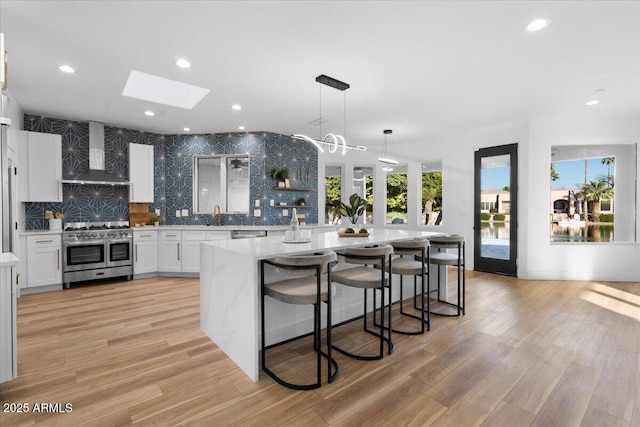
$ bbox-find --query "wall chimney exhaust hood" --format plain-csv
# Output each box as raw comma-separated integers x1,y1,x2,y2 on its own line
61,121,130,185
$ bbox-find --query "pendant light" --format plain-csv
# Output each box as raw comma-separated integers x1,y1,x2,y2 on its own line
378,129,398,165
291,74,367,154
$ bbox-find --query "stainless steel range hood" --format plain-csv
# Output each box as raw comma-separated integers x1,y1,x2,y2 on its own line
61,121,130,185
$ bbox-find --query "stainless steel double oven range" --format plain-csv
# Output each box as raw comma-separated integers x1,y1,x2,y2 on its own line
62,221,133,289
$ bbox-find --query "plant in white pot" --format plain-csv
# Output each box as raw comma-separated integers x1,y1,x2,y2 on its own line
339,193,366,226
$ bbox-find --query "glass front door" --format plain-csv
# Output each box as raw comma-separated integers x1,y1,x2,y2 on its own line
474,143,518,276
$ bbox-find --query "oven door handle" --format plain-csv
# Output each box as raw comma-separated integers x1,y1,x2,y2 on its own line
109,238,132,243
65,240,105,246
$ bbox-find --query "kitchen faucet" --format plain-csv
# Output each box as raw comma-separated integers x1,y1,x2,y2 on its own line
213,205,222,226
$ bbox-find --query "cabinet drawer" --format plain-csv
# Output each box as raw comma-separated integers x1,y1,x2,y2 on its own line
206,231,231,240
134,230,158,242
159,231,182,241
182,231,207,241
27,235,61,248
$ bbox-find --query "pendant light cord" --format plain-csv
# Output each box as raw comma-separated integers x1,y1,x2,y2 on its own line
319,83,322,141
344,91,347,141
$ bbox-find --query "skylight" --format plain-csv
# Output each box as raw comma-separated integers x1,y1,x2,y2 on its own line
122,70,210,110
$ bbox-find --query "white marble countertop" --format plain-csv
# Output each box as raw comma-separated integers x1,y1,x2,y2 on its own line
200,227,444,382
0,252,19,267
202,228,442,260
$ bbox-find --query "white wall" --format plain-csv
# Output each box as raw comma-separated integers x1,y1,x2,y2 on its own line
1,89,24,130
323,114,639,282
526,115,640,281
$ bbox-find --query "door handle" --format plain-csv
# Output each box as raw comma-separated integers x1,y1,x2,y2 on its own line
57,249,60,270
135,243,138,262
177,243,181,261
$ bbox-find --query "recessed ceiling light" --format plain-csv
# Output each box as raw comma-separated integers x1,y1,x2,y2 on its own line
175,58,191,69
183,127,190,132
232,104,242,111
58,65,76,73
144,110,155,116
526,18,551,32
238,126,245,130
585,100,600,106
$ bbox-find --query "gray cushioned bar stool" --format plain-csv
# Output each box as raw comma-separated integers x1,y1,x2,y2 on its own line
386,238,431,334
331,244,395,360
261,250,339,390
428,235,465,317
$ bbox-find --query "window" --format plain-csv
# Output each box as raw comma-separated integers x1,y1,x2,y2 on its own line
550,144,636,243
325,165,341,225
354,166,374,224
193,155,250,214
422,161,443,225
386,165,407,224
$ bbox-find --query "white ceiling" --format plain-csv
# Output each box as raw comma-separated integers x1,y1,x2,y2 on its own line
2,1,639,150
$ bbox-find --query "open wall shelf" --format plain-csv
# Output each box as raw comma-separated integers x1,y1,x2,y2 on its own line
272,187,312,192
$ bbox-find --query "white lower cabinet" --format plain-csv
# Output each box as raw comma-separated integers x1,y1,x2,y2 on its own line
133,230,158,275
158,231,182,273
181,231,206,273
1,257,18,384
26,235,62,287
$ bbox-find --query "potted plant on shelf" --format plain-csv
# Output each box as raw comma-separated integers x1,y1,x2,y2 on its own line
271,167,291,188
295,197,306,207
339,193,366,226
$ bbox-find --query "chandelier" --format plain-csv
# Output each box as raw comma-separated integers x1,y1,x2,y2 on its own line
291,74,367,154
378,129,398,166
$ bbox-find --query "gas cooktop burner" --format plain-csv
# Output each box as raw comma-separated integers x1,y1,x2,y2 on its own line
64,222,131,232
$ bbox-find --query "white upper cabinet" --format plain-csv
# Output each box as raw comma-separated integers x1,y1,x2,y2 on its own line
17,131,62,202
129,143,154,203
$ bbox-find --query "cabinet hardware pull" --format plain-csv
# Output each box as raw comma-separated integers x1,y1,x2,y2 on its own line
166,234,177,237
36,239,54,243
135,243,138,262
140,234,152,237
177,243,181,261
57,249,60,270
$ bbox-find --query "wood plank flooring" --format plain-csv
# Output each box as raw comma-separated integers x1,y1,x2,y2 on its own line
1,272,639,426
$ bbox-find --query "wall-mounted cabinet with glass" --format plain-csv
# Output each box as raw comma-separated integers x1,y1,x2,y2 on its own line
193,155,250,214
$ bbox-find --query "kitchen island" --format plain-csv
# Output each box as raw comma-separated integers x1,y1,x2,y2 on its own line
200,228,444,381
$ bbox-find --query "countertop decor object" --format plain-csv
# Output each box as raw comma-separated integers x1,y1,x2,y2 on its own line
337,228,369,237
338,193,366,225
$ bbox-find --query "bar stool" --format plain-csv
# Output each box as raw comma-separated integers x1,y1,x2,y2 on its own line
386,238,430,334
260,251,339,390
428,235,465,317
331,244,395,360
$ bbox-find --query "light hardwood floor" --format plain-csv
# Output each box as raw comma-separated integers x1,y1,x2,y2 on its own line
1,272,639,426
